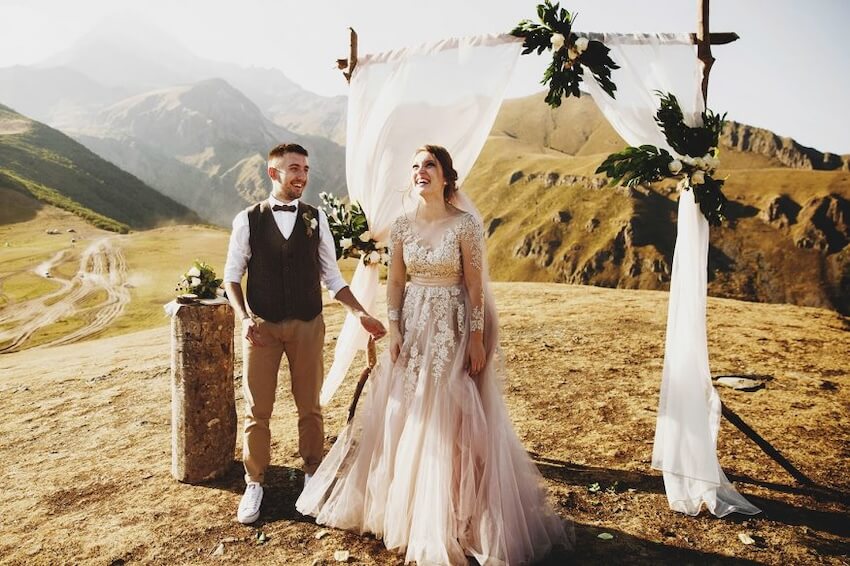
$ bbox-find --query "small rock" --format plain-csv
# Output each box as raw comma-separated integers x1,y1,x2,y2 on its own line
315,529,330,540
211,543,225,556
738,532,756,546
333,549,350,562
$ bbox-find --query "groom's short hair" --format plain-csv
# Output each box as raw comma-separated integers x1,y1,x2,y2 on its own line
268,143,308,160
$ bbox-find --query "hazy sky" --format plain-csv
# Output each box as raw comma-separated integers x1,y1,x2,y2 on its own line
1,0,848,153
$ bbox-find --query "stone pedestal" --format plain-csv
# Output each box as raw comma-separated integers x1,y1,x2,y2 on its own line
170,302,236,483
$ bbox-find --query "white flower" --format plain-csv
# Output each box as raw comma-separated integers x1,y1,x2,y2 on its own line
575,37,589,53
681,155,696,166
693,157,705,170
381,252,391,265
310,218,318,230
187,266,201,278
568,46,580,60
190,276,201,288
690,170,705,185
367,250,381,264
668,159,683,175
340,237,353,250
551,33,565,51
358,231,372,243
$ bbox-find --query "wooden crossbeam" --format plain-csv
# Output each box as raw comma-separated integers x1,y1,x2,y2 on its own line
691,32,739,45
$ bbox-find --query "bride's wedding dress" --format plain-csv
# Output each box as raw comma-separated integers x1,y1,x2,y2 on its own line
297,212,571,565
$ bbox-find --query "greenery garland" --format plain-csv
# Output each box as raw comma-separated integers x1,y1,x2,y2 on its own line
595,92,729,226
319,192,389,266
511,0,619,107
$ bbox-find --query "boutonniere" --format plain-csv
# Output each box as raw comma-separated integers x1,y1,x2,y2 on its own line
303,210,318,238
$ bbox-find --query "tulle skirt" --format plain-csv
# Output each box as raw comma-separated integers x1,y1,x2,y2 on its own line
297,282,572,565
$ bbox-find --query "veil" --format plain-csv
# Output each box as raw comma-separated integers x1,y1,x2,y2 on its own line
449,189,503,380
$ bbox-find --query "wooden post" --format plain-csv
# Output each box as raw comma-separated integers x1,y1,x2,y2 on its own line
693,1,808,485
696,0,715,105
336,28,358,83
171,302,237,483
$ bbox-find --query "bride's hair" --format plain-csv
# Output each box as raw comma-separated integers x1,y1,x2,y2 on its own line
416,144,458,201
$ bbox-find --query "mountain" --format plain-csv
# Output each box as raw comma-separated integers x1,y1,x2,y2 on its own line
0,104,200,231
3,17,347,144
208,64,347,145
0,66,127,131
464,94,850,314
71,79,346,226
722,121,850,171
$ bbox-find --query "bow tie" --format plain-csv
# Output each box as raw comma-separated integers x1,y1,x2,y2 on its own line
273,204,297,213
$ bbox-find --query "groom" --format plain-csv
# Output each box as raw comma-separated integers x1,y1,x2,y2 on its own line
223,142,385,524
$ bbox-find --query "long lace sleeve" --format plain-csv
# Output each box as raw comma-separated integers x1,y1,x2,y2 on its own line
458,214,485,334
387,216,407,324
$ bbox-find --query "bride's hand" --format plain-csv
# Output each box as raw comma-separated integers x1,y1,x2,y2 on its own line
466,337,486,377
389,326,402,363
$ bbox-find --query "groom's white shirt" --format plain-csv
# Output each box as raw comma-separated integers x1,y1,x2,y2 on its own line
223,194,347,297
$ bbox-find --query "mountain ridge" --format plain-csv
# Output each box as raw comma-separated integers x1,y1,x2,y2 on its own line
465,94,850,314
0,103,200,231
70,78,346,226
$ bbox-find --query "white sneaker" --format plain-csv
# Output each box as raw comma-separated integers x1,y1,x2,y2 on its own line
237,482,263,524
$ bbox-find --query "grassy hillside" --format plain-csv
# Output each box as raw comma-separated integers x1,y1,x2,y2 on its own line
0,103,202,232
0,190,362,351
465,93,850,314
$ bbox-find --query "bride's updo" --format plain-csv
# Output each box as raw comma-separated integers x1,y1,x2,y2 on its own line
416,144,458,201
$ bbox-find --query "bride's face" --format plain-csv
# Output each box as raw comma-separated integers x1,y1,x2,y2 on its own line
411,151,445,198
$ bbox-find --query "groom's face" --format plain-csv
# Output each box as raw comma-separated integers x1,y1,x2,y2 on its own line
270,152,309,202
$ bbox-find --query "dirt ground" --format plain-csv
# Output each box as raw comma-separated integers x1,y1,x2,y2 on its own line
0,237,129,352
0,282,847,565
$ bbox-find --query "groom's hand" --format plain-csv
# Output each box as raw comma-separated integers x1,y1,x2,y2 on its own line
358,313,386,340
242,318,265,346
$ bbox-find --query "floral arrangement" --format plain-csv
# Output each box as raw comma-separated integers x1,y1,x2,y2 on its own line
319,192,389,266
302,208,318,238
511,0,619,107
595,92,728,225
175,260,222,299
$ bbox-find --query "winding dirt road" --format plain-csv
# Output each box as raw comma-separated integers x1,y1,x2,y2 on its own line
0,238,130,353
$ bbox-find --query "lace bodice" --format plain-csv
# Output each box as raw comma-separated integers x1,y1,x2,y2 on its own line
389,213,483,280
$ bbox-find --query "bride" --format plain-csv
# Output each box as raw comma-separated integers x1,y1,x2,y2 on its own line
297,145,572,565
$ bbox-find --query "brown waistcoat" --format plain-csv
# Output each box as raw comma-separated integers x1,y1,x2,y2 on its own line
246,201,323,322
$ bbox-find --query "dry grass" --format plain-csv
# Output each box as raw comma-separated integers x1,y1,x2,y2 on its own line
0,283,846,565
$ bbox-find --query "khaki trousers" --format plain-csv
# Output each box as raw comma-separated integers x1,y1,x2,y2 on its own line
241,314,325,484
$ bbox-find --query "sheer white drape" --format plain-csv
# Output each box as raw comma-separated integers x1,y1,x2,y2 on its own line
320,34,523,405
583,32,759,516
